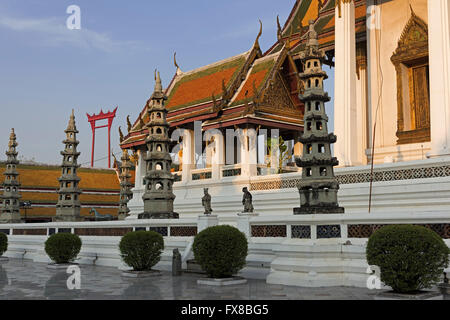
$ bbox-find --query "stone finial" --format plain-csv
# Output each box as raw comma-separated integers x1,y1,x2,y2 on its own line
154,70,163,93
8,128,17,149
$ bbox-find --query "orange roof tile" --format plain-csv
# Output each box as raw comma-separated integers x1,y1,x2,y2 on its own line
165,53,248,111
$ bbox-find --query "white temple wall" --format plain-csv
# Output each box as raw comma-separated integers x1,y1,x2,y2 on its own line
365,0,428,164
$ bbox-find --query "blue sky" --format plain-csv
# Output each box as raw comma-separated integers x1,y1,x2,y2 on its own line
0,0,334,167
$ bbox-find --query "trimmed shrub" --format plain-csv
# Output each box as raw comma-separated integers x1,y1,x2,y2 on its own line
367,224,450,293
119,231,164,271
0,233,7,256
45,233,82,264
193,225,248,279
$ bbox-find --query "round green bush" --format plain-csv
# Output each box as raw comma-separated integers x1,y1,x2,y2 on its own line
367,224,450,293
193,225,248,279
0,233,7,256
119,231,164,271
45,233,82,264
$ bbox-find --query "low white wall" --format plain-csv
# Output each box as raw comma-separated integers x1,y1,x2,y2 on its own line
2,210,450,288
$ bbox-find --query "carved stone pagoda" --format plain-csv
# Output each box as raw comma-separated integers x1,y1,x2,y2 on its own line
55,110,83,222
139,71,178,219
0,129,22,223
118,149,133,220
294,21,344,215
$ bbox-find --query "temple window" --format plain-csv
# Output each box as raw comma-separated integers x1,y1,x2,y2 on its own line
391,13,430,144
318,144,325,153
314,61,318,67
306,122,311,131
156,162,163,170
157,113,161,118
316,122,322,130
315,79,319,87
306,144,312,154
156,128,162,134
315,102,320,111
156,182,163,190
320,167,327,176
307,80,311,88
156,144,162,152
306,168,312,177
307,102,311,111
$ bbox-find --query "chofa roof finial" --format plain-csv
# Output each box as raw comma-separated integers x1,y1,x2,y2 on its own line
254,19,263,47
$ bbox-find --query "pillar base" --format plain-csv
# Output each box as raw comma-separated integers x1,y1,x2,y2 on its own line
293,206,345,215
0,213,22,224
138,212,179,219
197,215,219,232
53,215,84,222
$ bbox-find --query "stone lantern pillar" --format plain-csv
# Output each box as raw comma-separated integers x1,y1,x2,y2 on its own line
55,110,83,222
0,129,22,223
294,21,344,215
140,71,179,219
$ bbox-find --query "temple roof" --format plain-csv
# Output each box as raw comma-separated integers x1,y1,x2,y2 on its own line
0,163,135,219
202,48,303,131
266,0,367,56
120,45,303,149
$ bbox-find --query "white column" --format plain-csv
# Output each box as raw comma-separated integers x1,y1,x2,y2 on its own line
356,45,368,165
126,149,146,220
365,0,383,163
211,130,225,180
428,0,450,157
293,131,303,159
334,0,359,166
240,127,258,177
181,129,195,182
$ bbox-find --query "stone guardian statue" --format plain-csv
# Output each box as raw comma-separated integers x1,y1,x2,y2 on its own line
242,187,254,213
201,188,212,215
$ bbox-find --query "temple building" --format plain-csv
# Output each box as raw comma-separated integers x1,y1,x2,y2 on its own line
120,0,450,219
0,163,126,222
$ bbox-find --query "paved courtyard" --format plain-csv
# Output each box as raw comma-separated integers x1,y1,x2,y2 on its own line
0,258,442,300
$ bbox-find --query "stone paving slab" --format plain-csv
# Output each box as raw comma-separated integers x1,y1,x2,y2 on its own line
0,259,444,300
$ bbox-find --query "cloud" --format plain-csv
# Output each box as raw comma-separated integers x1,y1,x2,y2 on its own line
0,14,140,53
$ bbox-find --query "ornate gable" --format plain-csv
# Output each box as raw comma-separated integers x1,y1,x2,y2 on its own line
392,10,428,61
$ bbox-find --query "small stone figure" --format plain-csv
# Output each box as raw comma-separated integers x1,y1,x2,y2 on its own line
172,248,182,276
242,187,254,213
201,188,212,215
